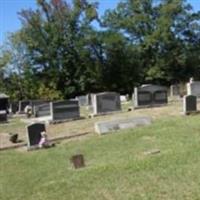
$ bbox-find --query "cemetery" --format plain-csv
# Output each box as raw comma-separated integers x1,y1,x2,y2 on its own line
1,0,200,199
1,96,200,199
1,68,200,200
1,84,200,199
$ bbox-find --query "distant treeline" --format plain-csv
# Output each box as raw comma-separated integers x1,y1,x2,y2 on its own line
0,0,200,100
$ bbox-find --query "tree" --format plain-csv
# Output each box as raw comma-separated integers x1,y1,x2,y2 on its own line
18,0,98,98
103,0,200,84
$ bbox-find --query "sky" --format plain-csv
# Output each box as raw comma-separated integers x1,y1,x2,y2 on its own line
0,0,200,45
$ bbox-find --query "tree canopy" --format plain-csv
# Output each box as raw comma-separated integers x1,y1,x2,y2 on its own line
1,0,200,100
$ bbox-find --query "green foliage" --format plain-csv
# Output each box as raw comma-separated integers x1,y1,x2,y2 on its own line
103,0,200,84
0,0,200,99
38,83,63,100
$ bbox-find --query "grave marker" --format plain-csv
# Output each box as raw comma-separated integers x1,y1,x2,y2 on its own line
50,100,80,122
183,95,197,115
134,84,168,108
91,92,121,116
26,123,46,149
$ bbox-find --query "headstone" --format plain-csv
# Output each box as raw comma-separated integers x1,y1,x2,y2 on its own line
50,100,80,121
183,95,197,115
86,94,92,106
170,85,180,97
34,103,51,117
120,95,127,102
0,93,9,122
76,95,87,106
10,101,19,114
26,123,46,149
0,110,7,122
31,100,50,114
187,81,200,98
71,154,85,169
0,93,9,111
76,94,92,107
18,100,31,114
91,92,121,116
95,116,152,134
134,84,168,108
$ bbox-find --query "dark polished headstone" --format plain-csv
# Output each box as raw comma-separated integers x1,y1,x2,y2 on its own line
35,103,51,117
51,100,80,121
183,95,197,114
134,85,168,108
27,123,46,148
92,92,121,115
10,101,19,114
0,110,7,122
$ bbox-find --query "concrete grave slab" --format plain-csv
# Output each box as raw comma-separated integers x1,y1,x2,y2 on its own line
95,116,152,135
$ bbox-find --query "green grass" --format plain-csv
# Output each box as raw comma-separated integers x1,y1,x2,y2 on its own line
1,114,200,200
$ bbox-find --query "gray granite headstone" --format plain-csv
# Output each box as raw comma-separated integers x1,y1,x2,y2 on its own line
92,92,121,115
183,95,197,114
51,100,80,121
76,95,87,106
187,81,200,98
26,123,46,149
134,84,168,108
170,85,180,97
34,103,51,117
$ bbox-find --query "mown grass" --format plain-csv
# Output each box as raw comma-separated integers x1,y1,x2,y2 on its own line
1,114,200,200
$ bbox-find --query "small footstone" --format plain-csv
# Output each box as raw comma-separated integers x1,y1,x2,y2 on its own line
70,154,85,169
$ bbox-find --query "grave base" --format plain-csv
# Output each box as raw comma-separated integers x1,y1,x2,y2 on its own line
95,116,152,134
181,111,200,116
49,117,84,124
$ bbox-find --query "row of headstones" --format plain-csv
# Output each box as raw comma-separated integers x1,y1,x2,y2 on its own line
2,84,169,123
34,93,121,120
35,100,80,122
75,85,169,113
10,100,51,114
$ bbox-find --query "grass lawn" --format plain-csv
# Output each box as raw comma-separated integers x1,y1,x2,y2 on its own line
1,112,200,200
